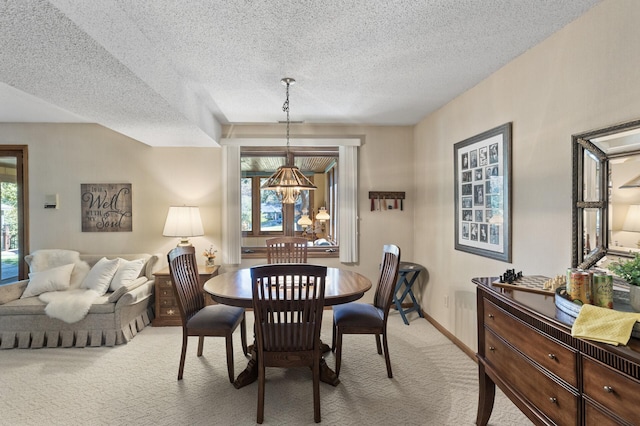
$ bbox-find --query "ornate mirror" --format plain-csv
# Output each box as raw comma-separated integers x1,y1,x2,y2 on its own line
573,119,640,268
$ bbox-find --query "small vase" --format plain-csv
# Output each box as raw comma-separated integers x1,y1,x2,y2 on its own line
206,257,215,267
630,285,640,312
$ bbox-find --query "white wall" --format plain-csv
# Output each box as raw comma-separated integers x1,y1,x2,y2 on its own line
413,0,640,350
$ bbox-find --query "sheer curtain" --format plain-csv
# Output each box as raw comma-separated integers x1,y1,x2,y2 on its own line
221,138,360,264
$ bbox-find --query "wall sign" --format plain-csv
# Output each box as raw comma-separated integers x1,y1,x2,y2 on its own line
454,123,512,262
81,183,132,232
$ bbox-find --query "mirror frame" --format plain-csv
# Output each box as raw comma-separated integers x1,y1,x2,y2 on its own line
572,118,640,268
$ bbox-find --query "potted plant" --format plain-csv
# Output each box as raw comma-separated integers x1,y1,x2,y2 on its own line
203,245,217,267
608,253,640,311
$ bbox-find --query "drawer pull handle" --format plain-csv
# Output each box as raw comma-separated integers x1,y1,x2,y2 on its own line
489,346,495,351
603,386,614,393
488,314,495,319
549,397,557,404
548,353,556,360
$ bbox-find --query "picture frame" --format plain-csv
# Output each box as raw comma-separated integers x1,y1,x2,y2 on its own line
81,183,133,232
454,123,512,262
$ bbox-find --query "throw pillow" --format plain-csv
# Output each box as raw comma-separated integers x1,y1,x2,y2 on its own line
109,258,146,291
21,263,75,298
81,257,119,296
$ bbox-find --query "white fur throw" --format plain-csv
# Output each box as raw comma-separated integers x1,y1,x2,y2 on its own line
39,289,100,324
28,249,90,289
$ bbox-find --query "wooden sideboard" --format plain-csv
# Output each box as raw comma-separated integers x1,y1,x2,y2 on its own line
473,277,640,426
153,265,219,326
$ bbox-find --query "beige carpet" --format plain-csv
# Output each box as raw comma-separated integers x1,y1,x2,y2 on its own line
1,310,532,425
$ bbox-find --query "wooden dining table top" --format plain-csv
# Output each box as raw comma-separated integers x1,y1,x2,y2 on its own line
203,266,373,308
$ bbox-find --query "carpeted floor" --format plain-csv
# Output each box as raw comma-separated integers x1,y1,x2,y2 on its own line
1,311,532,425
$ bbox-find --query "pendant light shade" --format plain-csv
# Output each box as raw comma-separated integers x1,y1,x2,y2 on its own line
262,77,316,203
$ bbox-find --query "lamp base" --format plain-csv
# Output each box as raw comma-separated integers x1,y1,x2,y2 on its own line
177,238,192,247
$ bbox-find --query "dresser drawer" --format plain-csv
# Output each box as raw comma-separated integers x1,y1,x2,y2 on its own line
485,330,578,426
159,306,180,318
585,401,628,426
157,277,173,288
157,286,174,298
159,297,177,308
484,299,577,386
583,356,640,425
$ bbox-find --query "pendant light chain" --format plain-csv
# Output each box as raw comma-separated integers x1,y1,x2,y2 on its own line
261,77,317,203
283,80,291,159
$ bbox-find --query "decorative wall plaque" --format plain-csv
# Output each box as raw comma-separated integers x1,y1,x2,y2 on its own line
81,183,132,232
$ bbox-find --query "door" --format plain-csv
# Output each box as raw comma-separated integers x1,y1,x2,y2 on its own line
0,146,28,284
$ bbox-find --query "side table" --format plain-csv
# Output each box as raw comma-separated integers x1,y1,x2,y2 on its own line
393,262,425,325
152,264,219,326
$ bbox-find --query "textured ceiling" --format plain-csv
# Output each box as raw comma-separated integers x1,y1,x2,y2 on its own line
0,0,601,147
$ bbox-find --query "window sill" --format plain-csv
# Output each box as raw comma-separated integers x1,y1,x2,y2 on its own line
241,247,339,259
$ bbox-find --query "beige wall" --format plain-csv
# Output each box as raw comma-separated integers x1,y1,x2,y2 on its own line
413,0,640,350
3,0,637,352
0,123,225,270
0,123,414,301
223,124,415,300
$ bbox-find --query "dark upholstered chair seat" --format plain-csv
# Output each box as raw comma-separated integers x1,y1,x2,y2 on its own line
168,246,247,383
332,303,383,328
187,305,245,331
332,244,400,378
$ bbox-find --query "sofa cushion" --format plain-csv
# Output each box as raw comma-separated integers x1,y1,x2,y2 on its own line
81,258,119,296
0,294,115,315
109,258,146,291
21,264,75,298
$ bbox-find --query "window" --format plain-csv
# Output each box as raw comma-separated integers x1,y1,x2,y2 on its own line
222,138,360,264
240,147,338,256
0,146,28,284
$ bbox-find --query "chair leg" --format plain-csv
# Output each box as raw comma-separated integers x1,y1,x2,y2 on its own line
313,355,321,423
334,329,343,377
331,317,337,351
257,360,265,424
240,313,248,356
382,331,392,378
178,332,188,380
375,333,382,354
225,332,235,383
197,335,205,357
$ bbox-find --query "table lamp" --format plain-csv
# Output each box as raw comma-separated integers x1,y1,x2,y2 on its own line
162,206,204,246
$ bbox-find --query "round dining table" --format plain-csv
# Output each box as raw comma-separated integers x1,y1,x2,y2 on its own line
203,266,372,389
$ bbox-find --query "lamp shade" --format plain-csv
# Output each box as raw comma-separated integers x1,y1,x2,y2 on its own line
163,206,204,245
623,205,640,232
297,214,312,226
316,206,330,221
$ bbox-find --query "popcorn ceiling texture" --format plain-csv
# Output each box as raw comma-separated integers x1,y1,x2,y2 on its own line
0,0,600,146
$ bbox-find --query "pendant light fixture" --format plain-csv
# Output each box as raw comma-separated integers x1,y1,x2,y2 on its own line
261,77,316,203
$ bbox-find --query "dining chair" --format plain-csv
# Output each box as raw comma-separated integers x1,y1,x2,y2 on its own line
168,246,248,383
251,263,328,424
266,236,308,263
331,244,401,378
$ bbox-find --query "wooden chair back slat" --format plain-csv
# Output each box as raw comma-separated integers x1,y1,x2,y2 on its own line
168,246,204,324
373,244,401,318
266,237,309,264
251,264,326,352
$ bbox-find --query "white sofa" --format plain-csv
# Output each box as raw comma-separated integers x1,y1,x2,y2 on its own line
0,252,160,349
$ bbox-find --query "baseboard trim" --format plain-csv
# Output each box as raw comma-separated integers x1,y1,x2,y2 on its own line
422,311,477,363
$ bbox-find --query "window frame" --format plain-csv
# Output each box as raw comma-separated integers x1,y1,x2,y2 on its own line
241,174,315,238
221,138,360,264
